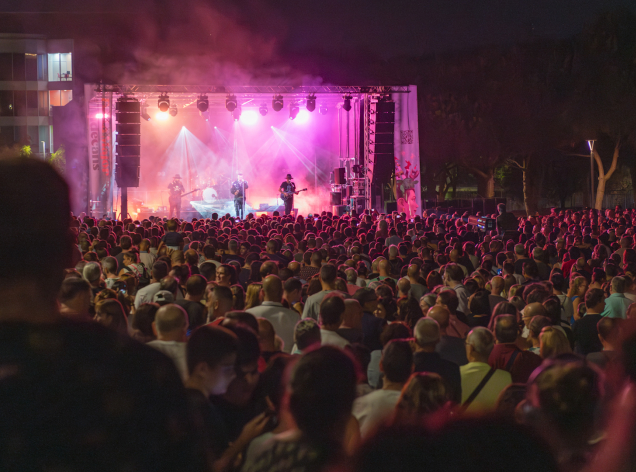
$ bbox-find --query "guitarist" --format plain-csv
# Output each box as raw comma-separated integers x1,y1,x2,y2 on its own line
230,172,248,219
168,174,185,219
279,173,297,216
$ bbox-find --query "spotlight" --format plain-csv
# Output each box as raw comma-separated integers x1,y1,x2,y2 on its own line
289,102,299,120
226,95,238,112
259,103,268,116
169,103,178,117
272,95,284,112
306,94,316,112
319,104,328,115
197,95,209,112
343,95,352,112
232,107,241,121
140,103,151,121
158,93,170,112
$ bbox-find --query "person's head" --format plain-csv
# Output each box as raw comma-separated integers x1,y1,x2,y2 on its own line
419,294,437,314
283,277,303,304
435,288,459,315
380,339,413,385
320,294,346,329
216,264,236,287
525,359,602,448
262,274,283,303
494,314,518,343
207,285,234,321
294,318,321,351
0,159,74,318
222,325,261,404
342,299,363,330
288,346,358,443
94,299,128,335
186,325,238,395
394,372,448,422
426,305,450,332
539,327,572,358
611,275,627,294
58,277,92,317
153,304,188,342
465,327,495,362
414,317,441,350
223,311,259,333
374,296,398,322
528,315,553,342
585,288,606,313
597,316,619,349
443,264,464,284
319,263,337,286
568,276,588,297
130,302,159,343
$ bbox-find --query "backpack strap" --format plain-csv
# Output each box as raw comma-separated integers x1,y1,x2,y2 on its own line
461,367,496,410
505,349,521,372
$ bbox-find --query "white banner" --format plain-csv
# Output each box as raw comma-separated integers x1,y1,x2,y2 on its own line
393,85,421,218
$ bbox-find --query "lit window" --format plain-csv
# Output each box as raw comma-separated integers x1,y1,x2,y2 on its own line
47,53,72,82
49,90,73,109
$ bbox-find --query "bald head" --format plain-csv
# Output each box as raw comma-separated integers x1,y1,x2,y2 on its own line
397,278,411,297
288,261,300,275
494,314,518,343
154,304,188,341
378,258,390,275
427,305,450,331
524,302,547,319
407,264,419,279
449,249,460,262
262,275,283,302
414,317,441,349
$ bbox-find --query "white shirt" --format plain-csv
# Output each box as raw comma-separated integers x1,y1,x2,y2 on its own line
139,251,156,271
319,329,350,349
147,340,188,381
352,389,401,437
460,362,512,413
302,290,347,321
247,301,300,354
134,282,161,309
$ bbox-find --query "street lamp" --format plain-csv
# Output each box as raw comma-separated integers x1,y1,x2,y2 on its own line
587,140,595,208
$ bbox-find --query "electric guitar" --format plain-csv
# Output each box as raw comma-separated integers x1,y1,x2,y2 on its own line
168,188,200,206
280,188,307,201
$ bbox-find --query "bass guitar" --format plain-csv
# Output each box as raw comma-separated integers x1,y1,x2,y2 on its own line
168,188,200,206
280,188,307,201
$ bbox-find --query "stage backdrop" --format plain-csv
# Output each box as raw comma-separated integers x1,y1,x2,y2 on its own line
393,85,421,219
85,84,114,218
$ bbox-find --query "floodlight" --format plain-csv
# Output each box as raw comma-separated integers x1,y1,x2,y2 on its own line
169,103,178,117
259,103,268,116
306,94,316,112
272,95,284,112
226,95,238,112
289,102,299,120
232,107,241,121
158,94,170,112
343,95,352,112
197,95,209,112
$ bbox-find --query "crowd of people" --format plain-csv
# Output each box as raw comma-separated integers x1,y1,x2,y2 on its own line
3,158,636,472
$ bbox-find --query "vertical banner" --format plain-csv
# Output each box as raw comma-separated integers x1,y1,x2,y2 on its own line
393,85,421,218
86,86,113,217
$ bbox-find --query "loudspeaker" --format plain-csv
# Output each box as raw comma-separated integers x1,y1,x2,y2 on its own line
330,192,342,205
350,196,365,214
115,98,141,188
384,201,397,214
332,205,347,216
334,167,346,185
115,164,140,187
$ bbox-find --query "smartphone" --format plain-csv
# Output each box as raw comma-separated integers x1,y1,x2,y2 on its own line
497,268,503,276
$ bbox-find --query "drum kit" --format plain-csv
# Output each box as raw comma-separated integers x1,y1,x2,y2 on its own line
199,174,231,203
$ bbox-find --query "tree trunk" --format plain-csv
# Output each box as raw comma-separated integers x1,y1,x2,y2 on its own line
475,169,495,198
593,143,619,210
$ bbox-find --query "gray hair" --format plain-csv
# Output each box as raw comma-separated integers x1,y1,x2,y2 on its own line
345,268,357,284
102,256,118,275
414,317,440,347
466,327,495,358
83,261,102,283
612,276,627,294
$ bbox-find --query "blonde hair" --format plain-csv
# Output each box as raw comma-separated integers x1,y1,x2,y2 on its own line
539,326,572,358
245,283,262,310
567,276,587,298
394,372,447,423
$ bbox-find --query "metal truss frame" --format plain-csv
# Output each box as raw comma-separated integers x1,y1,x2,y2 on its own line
93,84,411,95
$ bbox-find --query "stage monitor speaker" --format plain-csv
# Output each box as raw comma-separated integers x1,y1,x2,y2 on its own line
330,191,342,205
332,205,347,216
334,167,346,185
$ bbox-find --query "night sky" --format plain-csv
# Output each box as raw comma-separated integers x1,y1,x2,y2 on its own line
1,0,635,83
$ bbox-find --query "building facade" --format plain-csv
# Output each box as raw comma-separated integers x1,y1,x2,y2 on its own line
0,33,74,156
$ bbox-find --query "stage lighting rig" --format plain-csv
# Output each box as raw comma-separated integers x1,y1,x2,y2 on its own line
232,107,241,121
226,95,238,112
140,103,151,121
272,95,284,112
259,103,268,116
289,102,300,120
197,95,209,112
343,95,352,112
306,94,316,112
319,104,328,115
158,94,170,112
169,103,178,117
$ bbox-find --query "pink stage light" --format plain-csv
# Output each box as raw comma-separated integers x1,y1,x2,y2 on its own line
241,110,259,125
295,109,310,124
155,111,169,121
95,113,109,119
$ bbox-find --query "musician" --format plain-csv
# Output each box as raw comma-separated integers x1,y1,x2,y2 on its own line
279,173,296,216
230,173,248,219
168,174,185,219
